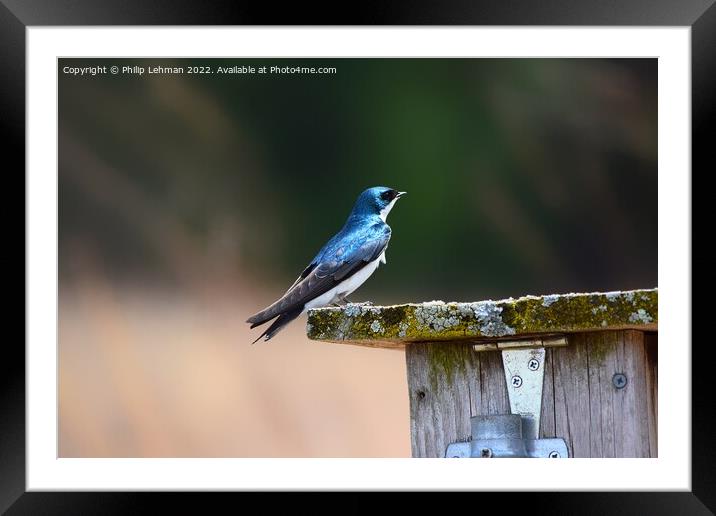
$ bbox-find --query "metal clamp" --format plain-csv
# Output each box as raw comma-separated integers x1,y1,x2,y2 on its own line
445,339,569,458
445,414,568,458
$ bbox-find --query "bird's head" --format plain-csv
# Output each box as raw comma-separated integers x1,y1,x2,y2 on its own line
353,186,407,221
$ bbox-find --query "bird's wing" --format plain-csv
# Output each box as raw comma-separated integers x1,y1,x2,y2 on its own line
246,223,391,327
283,262,317,295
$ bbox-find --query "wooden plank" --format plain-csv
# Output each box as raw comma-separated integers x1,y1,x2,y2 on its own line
406,331,656,457
553,333,591,458
588,331,616,457
644,332,658,457
539,348,556,438
553,330,654,457
618,330,651,457
405,342,475,458
308,289,658,348
476,348,510,418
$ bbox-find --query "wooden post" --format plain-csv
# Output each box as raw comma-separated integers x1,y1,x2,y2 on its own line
307,289,658,458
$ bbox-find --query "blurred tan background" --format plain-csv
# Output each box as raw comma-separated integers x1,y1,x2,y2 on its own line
58,58,657,457
59,275,409,457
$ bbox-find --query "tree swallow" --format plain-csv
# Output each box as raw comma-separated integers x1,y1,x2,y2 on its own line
247,186,406,343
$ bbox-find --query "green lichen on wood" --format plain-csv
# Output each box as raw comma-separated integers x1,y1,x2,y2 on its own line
588,338,612,365
426,344,468,391
306,288,657,346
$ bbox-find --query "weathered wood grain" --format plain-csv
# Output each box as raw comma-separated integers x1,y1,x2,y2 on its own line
620,330,651,457
644,332,658,457
587,331,615,457
539,348,556,439
476,348,510,417
553,333,591,458
407,330,657,458
405,342,475,458
557,330,652,458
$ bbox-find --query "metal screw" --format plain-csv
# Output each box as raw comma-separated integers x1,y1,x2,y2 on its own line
511,375,523,388
528,358,540,371
612,373,627,389
480,448,493,458
548,451,560,458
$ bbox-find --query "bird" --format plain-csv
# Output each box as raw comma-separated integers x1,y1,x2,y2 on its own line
247,186,406,343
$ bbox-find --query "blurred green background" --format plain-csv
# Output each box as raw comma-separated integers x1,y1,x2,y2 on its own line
58,58,657,457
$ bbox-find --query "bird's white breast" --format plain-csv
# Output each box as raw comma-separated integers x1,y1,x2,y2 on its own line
304,254,384,311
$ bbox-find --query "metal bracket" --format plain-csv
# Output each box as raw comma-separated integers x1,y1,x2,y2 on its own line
472,335,567,353
445,415,568,458
502,347,545,440
445,337,569,458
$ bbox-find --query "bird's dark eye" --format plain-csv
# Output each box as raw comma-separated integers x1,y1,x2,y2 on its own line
380,190,396,201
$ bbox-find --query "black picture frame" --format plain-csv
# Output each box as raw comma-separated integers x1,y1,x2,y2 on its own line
6,0,710,512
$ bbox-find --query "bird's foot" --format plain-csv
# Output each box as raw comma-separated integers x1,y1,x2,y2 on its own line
331,296,351,307
347,300,374,306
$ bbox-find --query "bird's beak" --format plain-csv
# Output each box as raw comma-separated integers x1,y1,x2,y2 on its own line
397,191,407,198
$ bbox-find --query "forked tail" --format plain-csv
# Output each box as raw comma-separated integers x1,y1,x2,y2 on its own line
250,306,303,344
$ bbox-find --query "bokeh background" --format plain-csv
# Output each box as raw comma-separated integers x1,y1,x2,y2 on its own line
59,58,657,457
